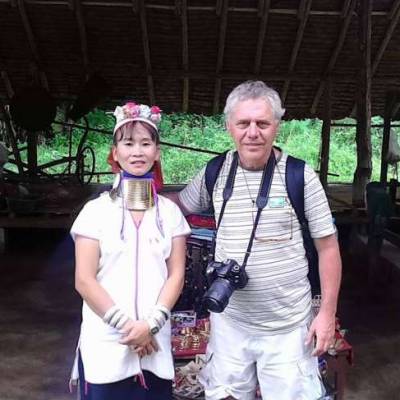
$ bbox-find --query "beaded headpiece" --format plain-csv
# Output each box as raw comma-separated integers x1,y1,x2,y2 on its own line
113,102,162,134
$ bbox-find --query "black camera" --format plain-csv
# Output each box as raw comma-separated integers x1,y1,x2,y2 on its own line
202,259,248,313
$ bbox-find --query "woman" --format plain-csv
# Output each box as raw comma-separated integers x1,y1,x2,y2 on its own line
70,102,191,399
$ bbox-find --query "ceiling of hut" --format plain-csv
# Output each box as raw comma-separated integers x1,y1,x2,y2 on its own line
1,0,400,120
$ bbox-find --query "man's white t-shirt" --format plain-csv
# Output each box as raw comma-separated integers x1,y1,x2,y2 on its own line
179,150,335,334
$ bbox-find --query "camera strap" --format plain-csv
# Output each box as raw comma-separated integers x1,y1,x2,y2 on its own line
211,150,276,270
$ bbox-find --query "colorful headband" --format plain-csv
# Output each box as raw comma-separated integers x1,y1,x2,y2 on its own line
113,102,162,134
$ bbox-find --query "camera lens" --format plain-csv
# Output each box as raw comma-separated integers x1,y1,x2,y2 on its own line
232,264,240,272
202,279,234,313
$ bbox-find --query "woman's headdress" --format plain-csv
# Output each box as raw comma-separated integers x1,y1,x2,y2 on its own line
108,101,164,190
113,102,162,134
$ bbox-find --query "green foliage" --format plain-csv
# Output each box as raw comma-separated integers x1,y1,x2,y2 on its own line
276,119,321,169
26,110,398,184
160,113,232,183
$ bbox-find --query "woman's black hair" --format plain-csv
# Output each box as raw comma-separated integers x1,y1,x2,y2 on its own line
113,120,160,145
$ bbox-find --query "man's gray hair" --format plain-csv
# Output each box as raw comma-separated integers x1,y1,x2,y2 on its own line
224,81,285,121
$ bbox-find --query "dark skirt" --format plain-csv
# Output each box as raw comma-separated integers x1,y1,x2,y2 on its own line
78,352,172,400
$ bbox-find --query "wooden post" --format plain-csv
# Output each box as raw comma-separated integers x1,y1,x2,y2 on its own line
2,106,24,175
181,0,189,112
352,0,372,207
310,0,356,115
320,80,331,190
380,92,395,184
27,132,38,178
213,0,228,114
138,0,155,105
254,0,270,74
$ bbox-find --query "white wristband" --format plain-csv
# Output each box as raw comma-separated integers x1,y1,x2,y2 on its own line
103,305,119,324
156,304,171,321
146,306,168,334
103,305,128,329
109,310,124,328
115,314,129,330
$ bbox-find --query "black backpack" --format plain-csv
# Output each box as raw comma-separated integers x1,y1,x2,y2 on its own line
204,151,321,297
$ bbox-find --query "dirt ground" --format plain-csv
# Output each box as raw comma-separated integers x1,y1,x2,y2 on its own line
1,226,400,400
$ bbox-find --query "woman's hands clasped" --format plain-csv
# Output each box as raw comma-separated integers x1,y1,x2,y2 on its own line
119,319,159,357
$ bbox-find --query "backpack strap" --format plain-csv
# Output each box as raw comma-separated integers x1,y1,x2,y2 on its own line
286,155,321,296
205,151,228,200
285,156,306,223
215,152,238,230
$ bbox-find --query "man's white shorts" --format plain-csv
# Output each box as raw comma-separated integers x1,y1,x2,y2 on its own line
199,313,325,400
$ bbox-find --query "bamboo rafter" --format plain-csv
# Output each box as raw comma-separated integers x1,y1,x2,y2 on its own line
281,0,312,103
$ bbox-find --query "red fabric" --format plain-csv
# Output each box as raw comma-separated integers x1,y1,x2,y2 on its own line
186,214,216,229
172,338,208,359
152,160,164,191
106,149,164,191
107,150,121,174
334,318,354,365
172,318,210,359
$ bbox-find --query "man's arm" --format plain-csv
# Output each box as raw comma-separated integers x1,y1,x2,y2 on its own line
162,191,192,216
163,166,210,215
305,233,342,356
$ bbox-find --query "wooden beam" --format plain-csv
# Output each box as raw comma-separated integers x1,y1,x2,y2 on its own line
17,0,49,89
27,131,38,177
215,0,228,74
352,0,372,207
73,0,89,73
388,0,400,20
254,0,270,74
350,0,400,117
380,93,396,183
138,0,155,105
216,0,223,16
341,0,352,18
213,0,228,114
319,80,331,190
181,0,189,112
0,1,385,16
372,0,400,75
27,61,49,91
2,106,24,175
174,0,181,15
17,0,39,62
281,0,312,103
297,0,307,19
0,70,14,98
380,114,391,184
310,0,356,114
257,0,264,17
1,68,382,86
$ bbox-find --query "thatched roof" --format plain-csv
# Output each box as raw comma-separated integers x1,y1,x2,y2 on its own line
1,0,400,120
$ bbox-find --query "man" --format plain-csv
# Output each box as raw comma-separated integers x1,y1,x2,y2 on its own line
177,81,342,400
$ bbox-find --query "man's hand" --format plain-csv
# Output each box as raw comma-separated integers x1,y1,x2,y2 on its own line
305,310,336,356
